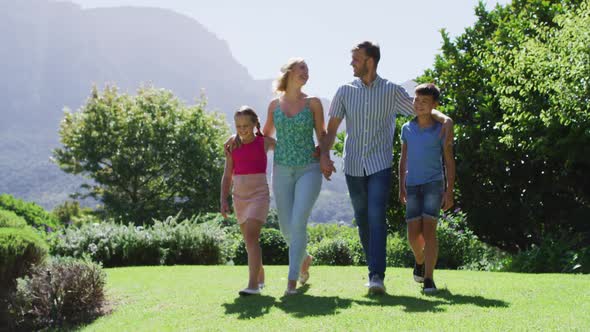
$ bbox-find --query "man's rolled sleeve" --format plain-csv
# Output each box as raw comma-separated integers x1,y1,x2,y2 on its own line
329,87,346,119
394,85,415,117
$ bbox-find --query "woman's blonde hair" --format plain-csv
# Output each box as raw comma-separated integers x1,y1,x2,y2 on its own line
273,57,305,94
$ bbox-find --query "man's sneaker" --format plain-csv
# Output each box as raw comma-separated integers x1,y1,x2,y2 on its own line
423,278,437,294
413,262,425,283
368,275,386,295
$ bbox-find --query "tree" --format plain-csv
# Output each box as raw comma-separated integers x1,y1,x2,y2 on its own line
53,86,229,224
418,0,589,251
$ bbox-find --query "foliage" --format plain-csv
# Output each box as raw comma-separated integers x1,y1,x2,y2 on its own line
0,193,59,231
49,215,233,267
53,85,230,225
0,209,28,228
8,257,106,330
311,238,356,265
0,227,48,323
437,211,508,271
0,227,48,288
418,0,590,251
51,200,94,227
233,228,288,265
504,235,590,274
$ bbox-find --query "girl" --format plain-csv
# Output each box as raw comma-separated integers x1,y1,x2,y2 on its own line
263,58,326,295
220,106,275,296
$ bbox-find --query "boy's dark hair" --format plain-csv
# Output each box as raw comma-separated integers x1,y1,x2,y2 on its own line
352,41,380,66
414,83,441,102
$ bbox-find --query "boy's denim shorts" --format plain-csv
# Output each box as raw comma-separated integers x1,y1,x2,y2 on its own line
405,180,444,222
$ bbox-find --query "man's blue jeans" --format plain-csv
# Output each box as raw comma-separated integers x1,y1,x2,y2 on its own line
345,168,392,280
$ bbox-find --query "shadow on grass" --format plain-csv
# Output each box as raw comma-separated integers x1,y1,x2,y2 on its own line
428,289,510,308
222,286,510,319
222,295,276,319
354,293,448,313
276,285,354,318
354,288,510,313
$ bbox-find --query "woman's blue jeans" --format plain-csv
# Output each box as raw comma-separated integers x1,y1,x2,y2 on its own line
272,163,322,281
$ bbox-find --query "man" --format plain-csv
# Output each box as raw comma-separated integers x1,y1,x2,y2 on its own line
320,41,453,294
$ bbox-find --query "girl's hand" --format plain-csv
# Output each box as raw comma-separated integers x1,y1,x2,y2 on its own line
220,199,230,218
441,191,454,211
399,188,407,205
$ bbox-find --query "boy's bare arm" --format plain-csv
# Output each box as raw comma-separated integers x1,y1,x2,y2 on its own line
399,142,408,204
442,139,455,210
431,109,454,146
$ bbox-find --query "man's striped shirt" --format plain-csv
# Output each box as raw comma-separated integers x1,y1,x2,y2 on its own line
329,75,414,176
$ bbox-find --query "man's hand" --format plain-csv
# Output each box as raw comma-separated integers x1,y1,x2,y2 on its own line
440,118,454,147
441,190,454,211
399,188,407,205
220,199,230,218
320,154,336,180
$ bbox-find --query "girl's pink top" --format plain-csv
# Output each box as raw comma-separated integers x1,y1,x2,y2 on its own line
232,135,267,175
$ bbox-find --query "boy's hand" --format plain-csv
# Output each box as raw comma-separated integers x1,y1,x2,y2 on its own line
399,188,407,205
220,199,230,218
441,191,454,210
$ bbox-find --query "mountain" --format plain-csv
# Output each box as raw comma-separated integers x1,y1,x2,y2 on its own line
0,0,355,223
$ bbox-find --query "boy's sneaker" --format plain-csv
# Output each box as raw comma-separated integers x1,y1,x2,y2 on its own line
413,262,425,283
423,278,437,294
368,275,386,295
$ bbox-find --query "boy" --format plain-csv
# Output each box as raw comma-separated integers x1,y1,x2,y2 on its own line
398,83,455,293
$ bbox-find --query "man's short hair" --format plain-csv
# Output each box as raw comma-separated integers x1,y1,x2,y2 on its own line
414,83,441,102
353,41,380,66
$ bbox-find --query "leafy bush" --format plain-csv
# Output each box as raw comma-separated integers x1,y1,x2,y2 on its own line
385,232,414,267
0,209,28,228
8,257,106,330
311,238,355,266
504,235,590,274
0,227,48,288
49,215,233,267
233,228,288,265
436,211,507,271
0,194,59,231
52,200,94,227
418,0,590,251
0,227,48,323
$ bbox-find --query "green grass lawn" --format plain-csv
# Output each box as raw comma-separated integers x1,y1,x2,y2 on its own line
81,266,589,331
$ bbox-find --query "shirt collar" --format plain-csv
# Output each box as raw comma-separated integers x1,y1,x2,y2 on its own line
355,75,383,88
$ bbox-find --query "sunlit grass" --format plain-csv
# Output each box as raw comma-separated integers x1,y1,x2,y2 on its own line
81,265,590,331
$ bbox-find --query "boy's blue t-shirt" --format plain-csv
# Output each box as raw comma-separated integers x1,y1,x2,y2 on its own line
400,119,444,186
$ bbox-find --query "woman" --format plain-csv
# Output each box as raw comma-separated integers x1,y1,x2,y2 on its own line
263,58,326,295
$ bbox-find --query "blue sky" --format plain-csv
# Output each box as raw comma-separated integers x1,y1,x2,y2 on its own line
70,0,510,98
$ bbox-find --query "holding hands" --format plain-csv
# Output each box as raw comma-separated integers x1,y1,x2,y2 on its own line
320,154,336,180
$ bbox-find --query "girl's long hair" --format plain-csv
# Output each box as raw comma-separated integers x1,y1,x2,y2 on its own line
232,106,262,151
